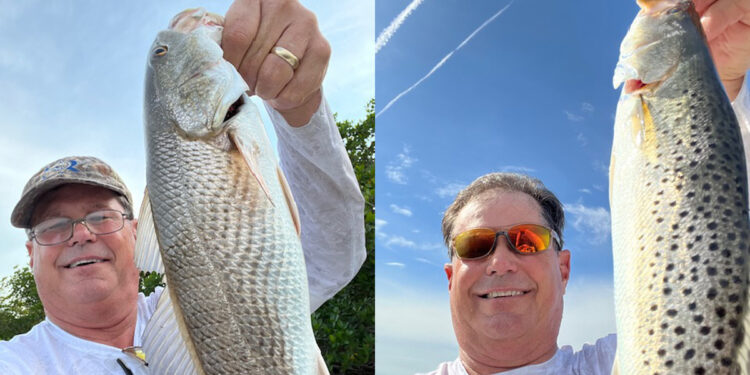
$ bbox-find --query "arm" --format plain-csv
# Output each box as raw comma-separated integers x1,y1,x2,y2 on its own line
264,98,366,313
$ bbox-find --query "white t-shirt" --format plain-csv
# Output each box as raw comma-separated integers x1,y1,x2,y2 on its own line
0,98,366,374
419,334,617,375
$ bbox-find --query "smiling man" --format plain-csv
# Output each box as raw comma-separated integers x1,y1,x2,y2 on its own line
420,173,615,375
0,2,366,373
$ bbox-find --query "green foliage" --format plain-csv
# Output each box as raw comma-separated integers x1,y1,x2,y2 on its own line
139,271,165,296
0,266,44,341
312,99,375,374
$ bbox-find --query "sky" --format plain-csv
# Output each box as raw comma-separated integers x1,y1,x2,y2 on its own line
375,0,644,373
0,1,373,286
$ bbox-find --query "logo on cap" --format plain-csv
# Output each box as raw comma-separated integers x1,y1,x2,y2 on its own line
40,159,80,181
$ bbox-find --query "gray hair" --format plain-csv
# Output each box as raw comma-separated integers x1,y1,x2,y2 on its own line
441,172,565,258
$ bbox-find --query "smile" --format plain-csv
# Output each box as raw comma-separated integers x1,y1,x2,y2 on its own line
65,258,108,269
480,290,528,299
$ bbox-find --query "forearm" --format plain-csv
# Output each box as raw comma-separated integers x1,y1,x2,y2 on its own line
264,97,366,313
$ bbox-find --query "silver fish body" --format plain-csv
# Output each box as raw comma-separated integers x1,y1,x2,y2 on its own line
611,1,750,374
142,11,317,374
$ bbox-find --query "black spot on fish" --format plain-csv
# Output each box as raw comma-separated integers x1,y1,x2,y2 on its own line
674,326,685,335
694,367,705,375
693,315,703,323
700,326,711,335
664,288,672,296
707,288,718,300
728,294,739,303
707,267,717,276
689,302,697,310
658,349,666,357
716,307,726,318
721,358,733,367
683,288,692,296
709,242,718,251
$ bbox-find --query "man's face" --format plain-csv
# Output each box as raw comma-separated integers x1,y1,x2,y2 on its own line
444,190,570,368
25,184,139,315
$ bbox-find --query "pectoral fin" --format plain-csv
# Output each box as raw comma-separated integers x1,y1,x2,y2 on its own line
142,283,203,375
134,188,165,274
277,166,300,236
229,128,274,206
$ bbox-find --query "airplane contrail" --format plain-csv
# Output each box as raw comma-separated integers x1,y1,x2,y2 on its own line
375,0,426,54
377,1,515,118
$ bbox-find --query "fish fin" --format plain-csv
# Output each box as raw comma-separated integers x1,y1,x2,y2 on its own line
738,283,750,374
142,283,204,375
228,128,274,206
277,166,301,236
611,349,619,375
134,188,165,274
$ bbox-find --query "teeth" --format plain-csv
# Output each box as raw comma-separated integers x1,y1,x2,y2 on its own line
67,259,104,269
486,290,525,298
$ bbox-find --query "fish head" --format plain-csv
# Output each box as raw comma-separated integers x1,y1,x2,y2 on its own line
145,22,248,139
613,0,704,94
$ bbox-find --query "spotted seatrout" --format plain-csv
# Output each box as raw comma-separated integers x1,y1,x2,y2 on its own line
610,0,750,374
134,8,325,375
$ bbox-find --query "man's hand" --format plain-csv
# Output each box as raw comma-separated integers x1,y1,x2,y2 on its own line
222,0,331,126
695,0,750,101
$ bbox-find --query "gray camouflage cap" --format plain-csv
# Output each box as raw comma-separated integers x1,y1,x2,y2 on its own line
10,156,134,228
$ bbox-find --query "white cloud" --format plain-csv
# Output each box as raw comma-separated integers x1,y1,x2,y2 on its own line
576,133,588,146
386,145,417,185
376,218,387,231
375,0,425,53
386,236,418,248
435,182,465,199
565,110,584,122
578,188,592,194
564,203,611,245
581,102,595,113
390,204,413,217
377,1,515,117
559,278,616,350
386,262,406,268
500,165,536,174
415,257,442,266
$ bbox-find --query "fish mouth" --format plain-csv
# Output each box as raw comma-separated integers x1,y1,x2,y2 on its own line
223,95,244,123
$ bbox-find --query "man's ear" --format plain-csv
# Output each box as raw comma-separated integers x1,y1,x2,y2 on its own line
26,241,34,269
558,249,571,294
444,263,454,290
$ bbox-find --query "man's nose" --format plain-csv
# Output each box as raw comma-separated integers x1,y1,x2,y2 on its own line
67,221,96,246
485,235,519,275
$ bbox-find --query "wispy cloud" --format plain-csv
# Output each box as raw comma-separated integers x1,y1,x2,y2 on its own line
376,218,388,231
435,182,465,199
500,165,536,174
565,102,595,123
576,133,588,146
386,236,418,248
578,188,592,194
565,111,584,122
390,204,413,217
415,257,442,266
564,203,611,245
386,145,417,184
375,0,426,53
377,1,515,117
386,262,406,268
581,102,594,113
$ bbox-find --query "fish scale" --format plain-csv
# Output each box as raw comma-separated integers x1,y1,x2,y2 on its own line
611,1,750,374
137,8,320,374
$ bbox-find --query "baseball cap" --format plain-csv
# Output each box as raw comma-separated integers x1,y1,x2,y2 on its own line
10,156,134,228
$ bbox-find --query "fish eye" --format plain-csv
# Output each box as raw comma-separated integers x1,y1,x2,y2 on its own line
153,46,168,56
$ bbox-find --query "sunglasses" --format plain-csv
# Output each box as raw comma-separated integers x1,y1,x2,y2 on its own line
452,224,561,259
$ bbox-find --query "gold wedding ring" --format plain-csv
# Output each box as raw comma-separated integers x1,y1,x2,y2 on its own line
271,46,300,70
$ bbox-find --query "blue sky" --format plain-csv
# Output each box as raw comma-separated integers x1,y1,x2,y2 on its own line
375,0,643,373
0,1,372,289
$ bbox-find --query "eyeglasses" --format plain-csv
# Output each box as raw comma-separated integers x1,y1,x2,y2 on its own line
30,209,133,246
452,224,561,259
